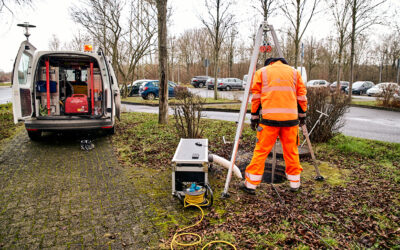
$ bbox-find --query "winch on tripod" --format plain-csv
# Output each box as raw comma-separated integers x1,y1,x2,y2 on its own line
172,139,213,206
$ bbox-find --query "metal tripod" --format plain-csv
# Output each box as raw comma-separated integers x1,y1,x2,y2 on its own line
221,22,323,198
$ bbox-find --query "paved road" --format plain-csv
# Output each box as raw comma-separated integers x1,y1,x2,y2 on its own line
0,87,12,104
122,104,400,143
342,107,400,143
189,88,378,102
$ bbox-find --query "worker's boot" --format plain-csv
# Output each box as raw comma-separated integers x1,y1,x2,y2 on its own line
239,182,256,195
289,180,300,192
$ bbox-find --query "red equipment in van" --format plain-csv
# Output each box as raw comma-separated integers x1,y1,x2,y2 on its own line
65,94,89,114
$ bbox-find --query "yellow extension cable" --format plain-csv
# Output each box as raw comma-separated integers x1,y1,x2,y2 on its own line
170,193,237,250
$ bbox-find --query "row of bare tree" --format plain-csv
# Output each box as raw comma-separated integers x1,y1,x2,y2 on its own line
44,0,399,102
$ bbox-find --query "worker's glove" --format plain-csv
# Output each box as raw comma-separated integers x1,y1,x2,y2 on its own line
250,119,259,131
299,116,306,126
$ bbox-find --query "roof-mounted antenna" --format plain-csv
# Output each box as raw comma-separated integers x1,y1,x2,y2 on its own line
17,22,36,41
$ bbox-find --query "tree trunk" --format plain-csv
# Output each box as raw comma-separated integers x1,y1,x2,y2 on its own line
156,0,168,124
336,43,343,94
294,0,301,68
349,0,356,101
213,49,219,100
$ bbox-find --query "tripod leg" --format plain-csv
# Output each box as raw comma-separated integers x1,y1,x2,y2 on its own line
271,141,277,184
301,124,324,181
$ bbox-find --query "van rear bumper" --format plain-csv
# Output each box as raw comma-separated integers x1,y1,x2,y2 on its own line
24,118,114,131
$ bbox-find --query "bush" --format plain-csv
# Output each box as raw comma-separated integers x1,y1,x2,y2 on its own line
306,87,349,142
172,86,204,138
377,83,400,108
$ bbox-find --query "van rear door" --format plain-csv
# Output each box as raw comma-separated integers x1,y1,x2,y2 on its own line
12,41,36,123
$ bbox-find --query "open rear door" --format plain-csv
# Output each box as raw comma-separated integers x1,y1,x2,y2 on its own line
12,41,36,123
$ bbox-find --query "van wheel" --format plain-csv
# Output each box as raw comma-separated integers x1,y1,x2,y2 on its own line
199,83,204,88
27,130,42,141
147,93,156,100
226,85,231,91
108,126,115,135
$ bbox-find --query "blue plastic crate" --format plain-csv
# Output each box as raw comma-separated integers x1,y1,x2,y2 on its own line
36,81,57,93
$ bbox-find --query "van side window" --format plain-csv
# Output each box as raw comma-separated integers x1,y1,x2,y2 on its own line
18,53,30,85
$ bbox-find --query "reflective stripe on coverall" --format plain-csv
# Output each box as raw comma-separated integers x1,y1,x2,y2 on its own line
245,61,307,189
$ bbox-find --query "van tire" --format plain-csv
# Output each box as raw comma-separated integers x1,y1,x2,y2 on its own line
199,83,204,88
226,85,231,91
27,130,42,141
108,126,115,135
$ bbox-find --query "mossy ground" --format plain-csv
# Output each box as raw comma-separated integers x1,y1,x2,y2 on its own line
113,112,400,249
0,103,22,144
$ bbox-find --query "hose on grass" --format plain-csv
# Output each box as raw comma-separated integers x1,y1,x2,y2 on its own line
170,193,236,250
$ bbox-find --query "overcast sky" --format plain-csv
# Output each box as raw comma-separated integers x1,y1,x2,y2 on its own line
0,0,397,72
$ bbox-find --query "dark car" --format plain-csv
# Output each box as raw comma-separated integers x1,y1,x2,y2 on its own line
330,81,349,92
345,81,374,95
206,78,224,90
139,80,177,100
127,79,151,96
191,76,211,88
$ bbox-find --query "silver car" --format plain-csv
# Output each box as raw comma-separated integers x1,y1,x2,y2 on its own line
207,78,243,91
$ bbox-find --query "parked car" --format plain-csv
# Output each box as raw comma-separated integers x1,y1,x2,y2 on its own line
218,78,243,90
127,79,151,96
139,80,177,100
296,67,308,83
345,81,374,95
191,76,211,88
306,80,330,87
366,82,400,97
12,39,121,140
242,75,248,88
330,81,349,92
207,78,243,91
206,78,224,90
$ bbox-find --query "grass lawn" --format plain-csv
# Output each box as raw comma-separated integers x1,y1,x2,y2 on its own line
351,98,400,111
351,99,379,107
0,82,11,87
0,103,22,144
205,103,250,111
112,112,400,249
122,96,240,105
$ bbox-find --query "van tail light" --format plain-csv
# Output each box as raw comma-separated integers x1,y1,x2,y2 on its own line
26,128,38,131
193,80,198,82
219,83,223,85
101,126,113,129
144,87,149,91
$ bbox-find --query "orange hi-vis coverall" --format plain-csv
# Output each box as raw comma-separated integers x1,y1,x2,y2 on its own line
244,60,307,189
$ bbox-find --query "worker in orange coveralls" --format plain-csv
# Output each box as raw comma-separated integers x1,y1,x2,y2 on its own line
239,58,307,194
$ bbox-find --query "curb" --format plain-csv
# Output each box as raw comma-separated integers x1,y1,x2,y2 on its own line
350,104,400,112
121,101,241,107
121,101,400,113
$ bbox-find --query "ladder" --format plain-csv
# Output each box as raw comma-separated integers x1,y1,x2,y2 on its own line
221,22,323,198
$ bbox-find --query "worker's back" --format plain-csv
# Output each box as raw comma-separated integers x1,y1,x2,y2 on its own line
259,61,299,122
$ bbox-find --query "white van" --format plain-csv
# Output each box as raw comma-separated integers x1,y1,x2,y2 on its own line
12,40,121,140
